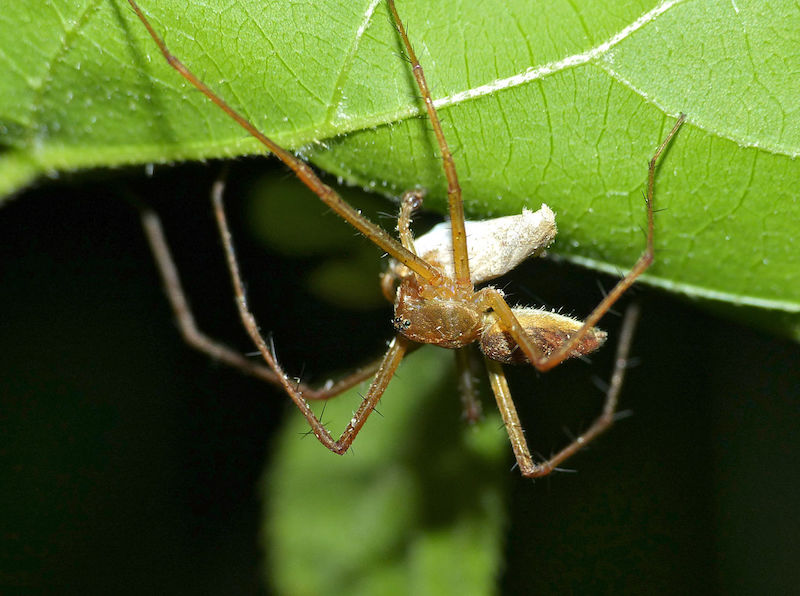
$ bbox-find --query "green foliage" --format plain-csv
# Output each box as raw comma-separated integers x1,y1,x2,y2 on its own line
264,349,508,596
1,0,798,335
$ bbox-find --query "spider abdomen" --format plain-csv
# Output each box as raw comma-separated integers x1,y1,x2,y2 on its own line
480,308,607,364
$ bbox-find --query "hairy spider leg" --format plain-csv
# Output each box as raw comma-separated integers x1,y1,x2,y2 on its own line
139,201,383,401
510,115,686,372
472,117,683,475
486,302,642,477
126,0,440,284
458,116,685,373
209,178,412,453
387,0,471,286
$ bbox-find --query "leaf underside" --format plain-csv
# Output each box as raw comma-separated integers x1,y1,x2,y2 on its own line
2,0,799,336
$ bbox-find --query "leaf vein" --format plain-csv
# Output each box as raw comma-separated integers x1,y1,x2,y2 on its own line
325,0,383,127
429,0,686,113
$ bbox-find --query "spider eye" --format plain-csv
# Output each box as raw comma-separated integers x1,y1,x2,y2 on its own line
392,316,412,330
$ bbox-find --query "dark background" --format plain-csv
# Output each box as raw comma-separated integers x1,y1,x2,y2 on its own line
2,161,799,594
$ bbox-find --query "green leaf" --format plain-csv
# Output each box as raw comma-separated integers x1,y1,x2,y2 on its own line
264,348,508,596
1,0,799,337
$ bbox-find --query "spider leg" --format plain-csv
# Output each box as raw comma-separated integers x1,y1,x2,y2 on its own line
528,116,685,372
478,115,685,372
486,302,641,478
138,203,381,401
397,189,425,252
126,0,439,283
381,188,427,301
387,0,470,286
210,177,409,453
455,347,483,424
531,115,685,371
484,357,534,474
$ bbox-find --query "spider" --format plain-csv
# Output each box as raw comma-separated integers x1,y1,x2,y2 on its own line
128,0,685,477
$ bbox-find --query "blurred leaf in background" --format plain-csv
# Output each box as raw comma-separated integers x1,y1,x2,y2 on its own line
265,348,508,596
